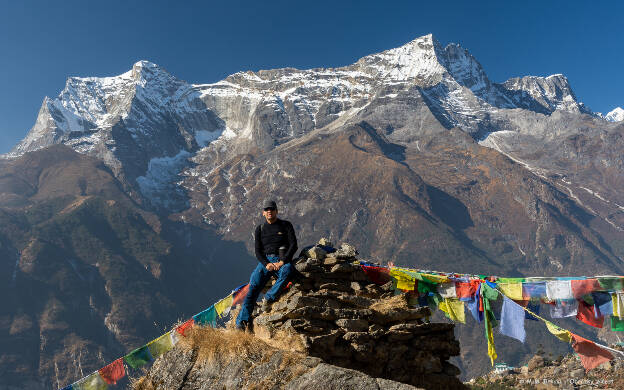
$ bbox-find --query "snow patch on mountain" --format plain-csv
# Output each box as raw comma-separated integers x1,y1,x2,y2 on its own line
137,149,191,210
605,107,624,122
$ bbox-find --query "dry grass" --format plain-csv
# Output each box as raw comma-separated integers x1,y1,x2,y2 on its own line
179,326,271,363
130,376,155,390
369,293,409,314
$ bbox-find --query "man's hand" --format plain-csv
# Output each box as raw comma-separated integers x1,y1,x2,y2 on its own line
266,261,284,271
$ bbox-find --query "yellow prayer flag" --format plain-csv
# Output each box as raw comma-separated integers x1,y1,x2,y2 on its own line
439,298,466,324
486,317,497,365
544,321,571,343
215,294,234,317
421,273,449,284
147,332,174,359
390,269,416,291
613,292,624,318
498,283,523,300
74,372,108,390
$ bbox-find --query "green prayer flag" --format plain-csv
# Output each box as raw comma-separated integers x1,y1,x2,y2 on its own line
427,293,442,312
418,281,437,295
123,345,152,369
482,283,499,301
611,316,624,331
598,277,624,291
497,277,526,283
193,306,217,327
147,332,174,358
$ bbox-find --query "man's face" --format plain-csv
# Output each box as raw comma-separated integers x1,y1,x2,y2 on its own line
263,207,278,223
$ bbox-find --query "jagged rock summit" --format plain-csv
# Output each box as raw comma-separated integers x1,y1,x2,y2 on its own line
136,240,464,389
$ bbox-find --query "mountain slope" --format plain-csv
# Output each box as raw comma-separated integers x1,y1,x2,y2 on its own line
0,146,255,388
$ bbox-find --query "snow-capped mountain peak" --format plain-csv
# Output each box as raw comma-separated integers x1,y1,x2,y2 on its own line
605,107,624,122
355,34,447,85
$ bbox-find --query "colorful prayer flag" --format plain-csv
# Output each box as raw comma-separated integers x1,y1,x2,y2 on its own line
544,321,571,343
482,283,498,365
147,332,174,359
550,299,578,318
360,265,391,285
439,298,465,323
390,269,417,291
597,276,624,291
498,283,523,300
193,305,217,327
438,282,457,298
546,280,573,300
176,318,194,337
576,300,604,328
571,333,613,371
123,345,152,369
466,283,483,323
98,358,125,385
611,316,624,331
421,273,449,284
73,372,108,390
215,294,234,317
456,280,479,300
571,279,601,299
613,292,624,318
499,296,526,343
522,282,546,300
232,284,250,306
592,292,613,317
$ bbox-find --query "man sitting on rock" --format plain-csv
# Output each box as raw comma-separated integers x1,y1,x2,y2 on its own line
236,200,298,331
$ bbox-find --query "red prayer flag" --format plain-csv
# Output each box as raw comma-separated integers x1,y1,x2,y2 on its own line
571,333,613,371
232,284,250,306
98,358,125,384
571,279,602,299
456,280,479,299
176,318,195,337
361,265,391,285
576,300,604,328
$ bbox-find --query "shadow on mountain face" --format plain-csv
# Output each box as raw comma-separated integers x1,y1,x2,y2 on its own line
427,185,473,231
356,121,406,163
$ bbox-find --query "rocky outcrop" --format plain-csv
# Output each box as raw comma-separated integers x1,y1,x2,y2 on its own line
136,240,464,390
134,334,420,390
251,242,463,389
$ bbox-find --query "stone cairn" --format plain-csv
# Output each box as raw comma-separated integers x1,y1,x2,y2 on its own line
248,239,465,390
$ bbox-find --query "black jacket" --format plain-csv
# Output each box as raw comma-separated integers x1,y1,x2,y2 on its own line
254,219,297,265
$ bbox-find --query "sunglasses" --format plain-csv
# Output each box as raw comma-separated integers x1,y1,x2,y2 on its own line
264,207,276,212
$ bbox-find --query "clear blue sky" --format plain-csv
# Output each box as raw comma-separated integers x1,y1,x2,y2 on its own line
1,0,622,154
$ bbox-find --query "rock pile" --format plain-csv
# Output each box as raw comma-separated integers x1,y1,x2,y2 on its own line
250,240,464,390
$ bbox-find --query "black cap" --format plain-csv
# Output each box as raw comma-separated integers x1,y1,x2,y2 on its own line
262,200,277,210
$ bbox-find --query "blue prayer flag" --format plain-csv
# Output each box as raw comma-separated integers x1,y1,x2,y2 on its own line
525,301,540,321
522,282,546,299
592,292,613,318
499,296,526,343
193,305,217,326
467,283,483,323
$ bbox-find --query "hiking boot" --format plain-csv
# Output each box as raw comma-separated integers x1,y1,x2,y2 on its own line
261,298,273,312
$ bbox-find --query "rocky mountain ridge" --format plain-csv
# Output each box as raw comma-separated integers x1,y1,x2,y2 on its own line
4,35,612,209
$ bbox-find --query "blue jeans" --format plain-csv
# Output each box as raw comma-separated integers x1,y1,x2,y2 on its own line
236,255,294,326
